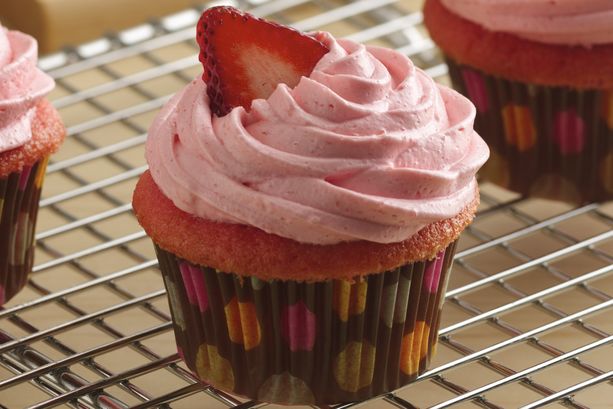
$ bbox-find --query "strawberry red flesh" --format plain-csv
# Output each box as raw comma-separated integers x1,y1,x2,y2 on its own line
196,6,329,116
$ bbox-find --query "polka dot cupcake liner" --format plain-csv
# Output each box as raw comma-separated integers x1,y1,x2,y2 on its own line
0,157,48,305
446,59,613,204
154,240,458,405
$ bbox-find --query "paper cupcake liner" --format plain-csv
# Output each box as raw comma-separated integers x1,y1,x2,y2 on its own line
154,240,458,405
446,58,613,204
0,157,48,305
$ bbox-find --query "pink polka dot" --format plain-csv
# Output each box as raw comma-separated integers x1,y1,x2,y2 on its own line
423,250,444,293
179,263,197,305
281,300,316,352
18,166,32,191
461,68,489,113
179,262,208,312
553,109,586,154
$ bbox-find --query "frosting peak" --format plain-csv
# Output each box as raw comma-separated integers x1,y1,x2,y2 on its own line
0,25,55,153
146,33,488,245
441,0,613,46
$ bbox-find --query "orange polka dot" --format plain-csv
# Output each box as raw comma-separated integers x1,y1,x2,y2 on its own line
333,341,376,393
224,297,261,350
400,321,431,376
35,157,48,188
502,104,536,152
333,280,367,322
196,344,235,391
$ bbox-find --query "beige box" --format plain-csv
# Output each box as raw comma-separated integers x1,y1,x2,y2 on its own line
0,0,201,53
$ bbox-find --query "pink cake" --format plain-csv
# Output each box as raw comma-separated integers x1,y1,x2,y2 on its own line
424,0,613,203
0,24,65,305
133,6,489,404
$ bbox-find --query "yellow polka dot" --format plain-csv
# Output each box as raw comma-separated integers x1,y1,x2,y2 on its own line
333,280,367,322
601,153,613,194
602,90,613,130
502,105,536,152
333,341,376,393
35,157,49,188
480,149,510,188
224,297,261,350
400,321,430,376
196,344,235,391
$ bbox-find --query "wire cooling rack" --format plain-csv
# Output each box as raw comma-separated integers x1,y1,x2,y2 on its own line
1,0,612,408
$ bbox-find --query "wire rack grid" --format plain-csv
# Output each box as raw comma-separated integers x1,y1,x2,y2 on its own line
0,0,612,408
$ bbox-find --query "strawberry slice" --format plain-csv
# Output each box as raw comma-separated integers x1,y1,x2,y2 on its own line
196,6,329,116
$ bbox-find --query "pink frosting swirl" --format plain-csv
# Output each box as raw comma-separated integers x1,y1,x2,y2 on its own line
441,0,613,46
146,33,488,245
0,25,55,153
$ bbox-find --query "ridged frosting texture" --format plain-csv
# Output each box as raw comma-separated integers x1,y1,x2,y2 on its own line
0,25,54,153
146,33,488,245
440,0,613,46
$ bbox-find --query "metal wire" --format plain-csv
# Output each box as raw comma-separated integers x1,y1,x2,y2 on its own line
1,0,611,408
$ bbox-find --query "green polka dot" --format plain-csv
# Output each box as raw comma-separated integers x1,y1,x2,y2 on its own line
257,372,315,404
163,276,186,331
196,344,235,392
380,283,397,328
530,173,580,203
250,276,266,291
393,273,411,324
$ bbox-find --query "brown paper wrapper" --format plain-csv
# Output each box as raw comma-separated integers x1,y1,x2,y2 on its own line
154,240,458,405
446,58,613,204
0,157,49,305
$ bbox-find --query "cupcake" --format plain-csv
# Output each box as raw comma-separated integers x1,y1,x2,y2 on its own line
133,6,488,404
0,24,64,304
424,0,613,204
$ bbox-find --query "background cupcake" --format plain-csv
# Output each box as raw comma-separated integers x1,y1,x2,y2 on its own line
133,6,488,405
0,24,65,304
424,0,613,204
